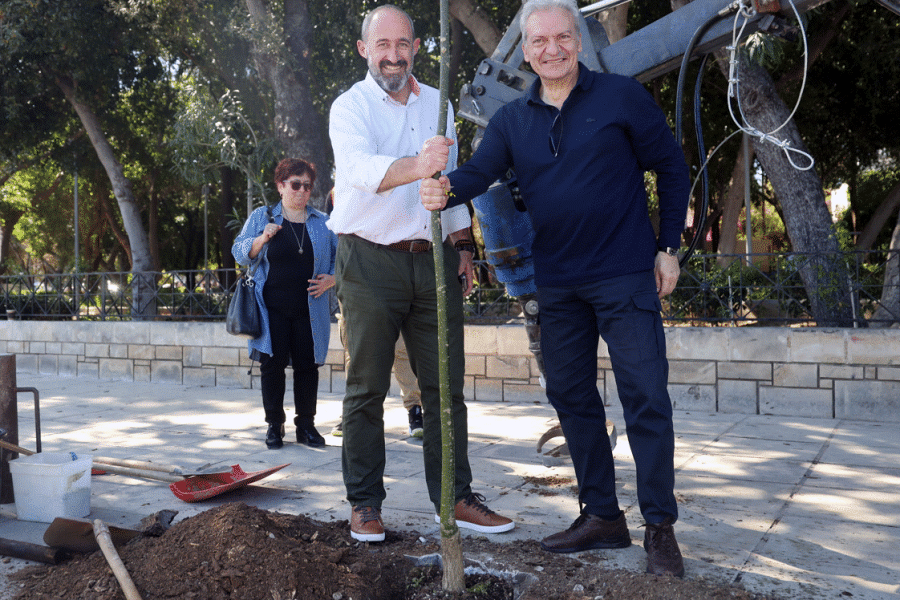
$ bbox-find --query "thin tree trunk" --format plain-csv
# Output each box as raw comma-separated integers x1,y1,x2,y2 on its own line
856,180,900,253
55,76,156,318
450,0,502,55
595,3,629,43
871,206,900,326
436,0,464,592
148,180,161,272
0,210,23,275
219,167,237,290
717,140,752,266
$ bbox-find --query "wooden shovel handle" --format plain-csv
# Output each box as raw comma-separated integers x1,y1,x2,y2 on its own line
92,456,191,476
0,440,180,483
94,520,144,600
0,439,33,456
89,463,182,483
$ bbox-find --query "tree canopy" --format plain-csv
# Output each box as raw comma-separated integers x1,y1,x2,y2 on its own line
1,0,898,322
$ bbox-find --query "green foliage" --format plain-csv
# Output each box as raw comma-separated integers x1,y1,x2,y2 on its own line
169,83,280,210
3,0,899,283
6,167,78,272
791,1,900,187
668,254,810,323
842,164,900,250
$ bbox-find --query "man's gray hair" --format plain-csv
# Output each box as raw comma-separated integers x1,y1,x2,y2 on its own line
519,0,582,42
361,4,416,43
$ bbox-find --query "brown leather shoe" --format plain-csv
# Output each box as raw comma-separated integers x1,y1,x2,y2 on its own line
350,506,385,542
434,493,515,533
644,518,685,577
541,511,631,553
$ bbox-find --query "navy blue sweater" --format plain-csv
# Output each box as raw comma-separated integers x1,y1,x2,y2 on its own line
447,64,690,288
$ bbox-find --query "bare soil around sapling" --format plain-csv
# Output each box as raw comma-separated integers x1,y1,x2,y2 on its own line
7,503,784,600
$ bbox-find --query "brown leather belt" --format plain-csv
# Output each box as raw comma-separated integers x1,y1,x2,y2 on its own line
343,234,432,253
385,239,432,253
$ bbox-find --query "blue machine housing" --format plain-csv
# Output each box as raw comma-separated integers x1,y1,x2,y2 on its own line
472,181,536,298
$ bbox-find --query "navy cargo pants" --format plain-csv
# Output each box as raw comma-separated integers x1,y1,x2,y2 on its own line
539,269,678,525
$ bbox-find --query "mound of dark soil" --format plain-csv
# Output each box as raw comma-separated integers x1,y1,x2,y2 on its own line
8,503,780,600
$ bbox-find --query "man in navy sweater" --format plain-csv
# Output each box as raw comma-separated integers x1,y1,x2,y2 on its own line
421,0,690,578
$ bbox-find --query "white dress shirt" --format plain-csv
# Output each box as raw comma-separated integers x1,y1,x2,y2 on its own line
328,72,470,244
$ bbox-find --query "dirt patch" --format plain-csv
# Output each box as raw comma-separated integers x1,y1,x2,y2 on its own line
520,475,579,497
6,503,784,600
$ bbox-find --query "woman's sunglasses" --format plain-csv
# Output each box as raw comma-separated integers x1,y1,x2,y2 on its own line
286,180,313,191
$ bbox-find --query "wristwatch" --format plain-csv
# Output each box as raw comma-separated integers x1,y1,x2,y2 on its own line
658,246,679,257
454,240,476,254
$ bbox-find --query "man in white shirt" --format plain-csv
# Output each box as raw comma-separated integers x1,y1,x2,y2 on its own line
328,4,514,543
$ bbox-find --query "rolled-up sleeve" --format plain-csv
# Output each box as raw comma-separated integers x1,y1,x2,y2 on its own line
330,96,396,196
232,209,266,266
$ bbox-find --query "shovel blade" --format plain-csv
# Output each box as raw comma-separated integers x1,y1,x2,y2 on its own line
43,517,140,553
169,463,289,502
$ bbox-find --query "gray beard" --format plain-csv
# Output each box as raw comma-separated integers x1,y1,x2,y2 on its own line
368,60,412,93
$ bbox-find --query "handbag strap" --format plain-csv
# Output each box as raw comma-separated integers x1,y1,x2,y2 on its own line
245,204,275,281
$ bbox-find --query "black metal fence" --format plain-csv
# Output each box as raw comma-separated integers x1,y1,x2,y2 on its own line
1,250,897,327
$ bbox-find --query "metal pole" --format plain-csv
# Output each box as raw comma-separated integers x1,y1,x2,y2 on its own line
203,184,209,271
73,163,80,270
73,156,80,316
203,184,210,296
581,0,633,16
743,133,753,264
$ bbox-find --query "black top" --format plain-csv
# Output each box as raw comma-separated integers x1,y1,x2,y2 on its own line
263,220,314,318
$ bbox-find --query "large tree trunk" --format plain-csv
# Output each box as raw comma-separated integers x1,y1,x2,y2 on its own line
733,61,856,326
245,0,330,211
870,206,900,326
55,76,156,318
671,0,855,326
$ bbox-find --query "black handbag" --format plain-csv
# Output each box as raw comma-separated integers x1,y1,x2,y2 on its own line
225,270,262,338
227,206,274,339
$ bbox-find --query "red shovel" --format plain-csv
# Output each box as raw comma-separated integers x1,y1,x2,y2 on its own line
92,461,291,502
0,439,289,503
168,464,290,502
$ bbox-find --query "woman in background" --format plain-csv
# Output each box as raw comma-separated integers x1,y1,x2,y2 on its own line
232,158,337,449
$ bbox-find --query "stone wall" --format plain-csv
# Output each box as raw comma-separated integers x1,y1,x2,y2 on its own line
2,321,898,422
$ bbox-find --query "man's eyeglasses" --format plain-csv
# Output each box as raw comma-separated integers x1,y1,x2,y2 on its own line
286,180,313,191
549,112,563,158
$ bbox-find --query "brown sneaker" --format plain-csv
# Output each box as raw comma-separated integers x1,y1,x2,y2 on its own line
350,506,385,542
434,493,515,533
541,511,632,553
644,518,685,577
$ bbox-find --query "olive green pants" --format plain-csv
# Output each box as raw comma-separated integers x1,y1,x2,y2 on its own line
338,315,421,411
335,234,473,511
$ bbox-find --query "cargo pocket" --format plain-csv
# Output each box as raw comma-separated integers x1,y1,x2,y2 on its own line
631,290,665,361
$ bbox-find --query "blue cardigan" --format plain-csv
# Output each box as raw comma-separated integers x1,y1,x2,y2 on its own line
231,202,337,364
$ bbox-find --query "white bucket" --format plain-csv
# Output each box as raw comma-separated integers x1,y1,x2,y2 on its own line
9,452,92,523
